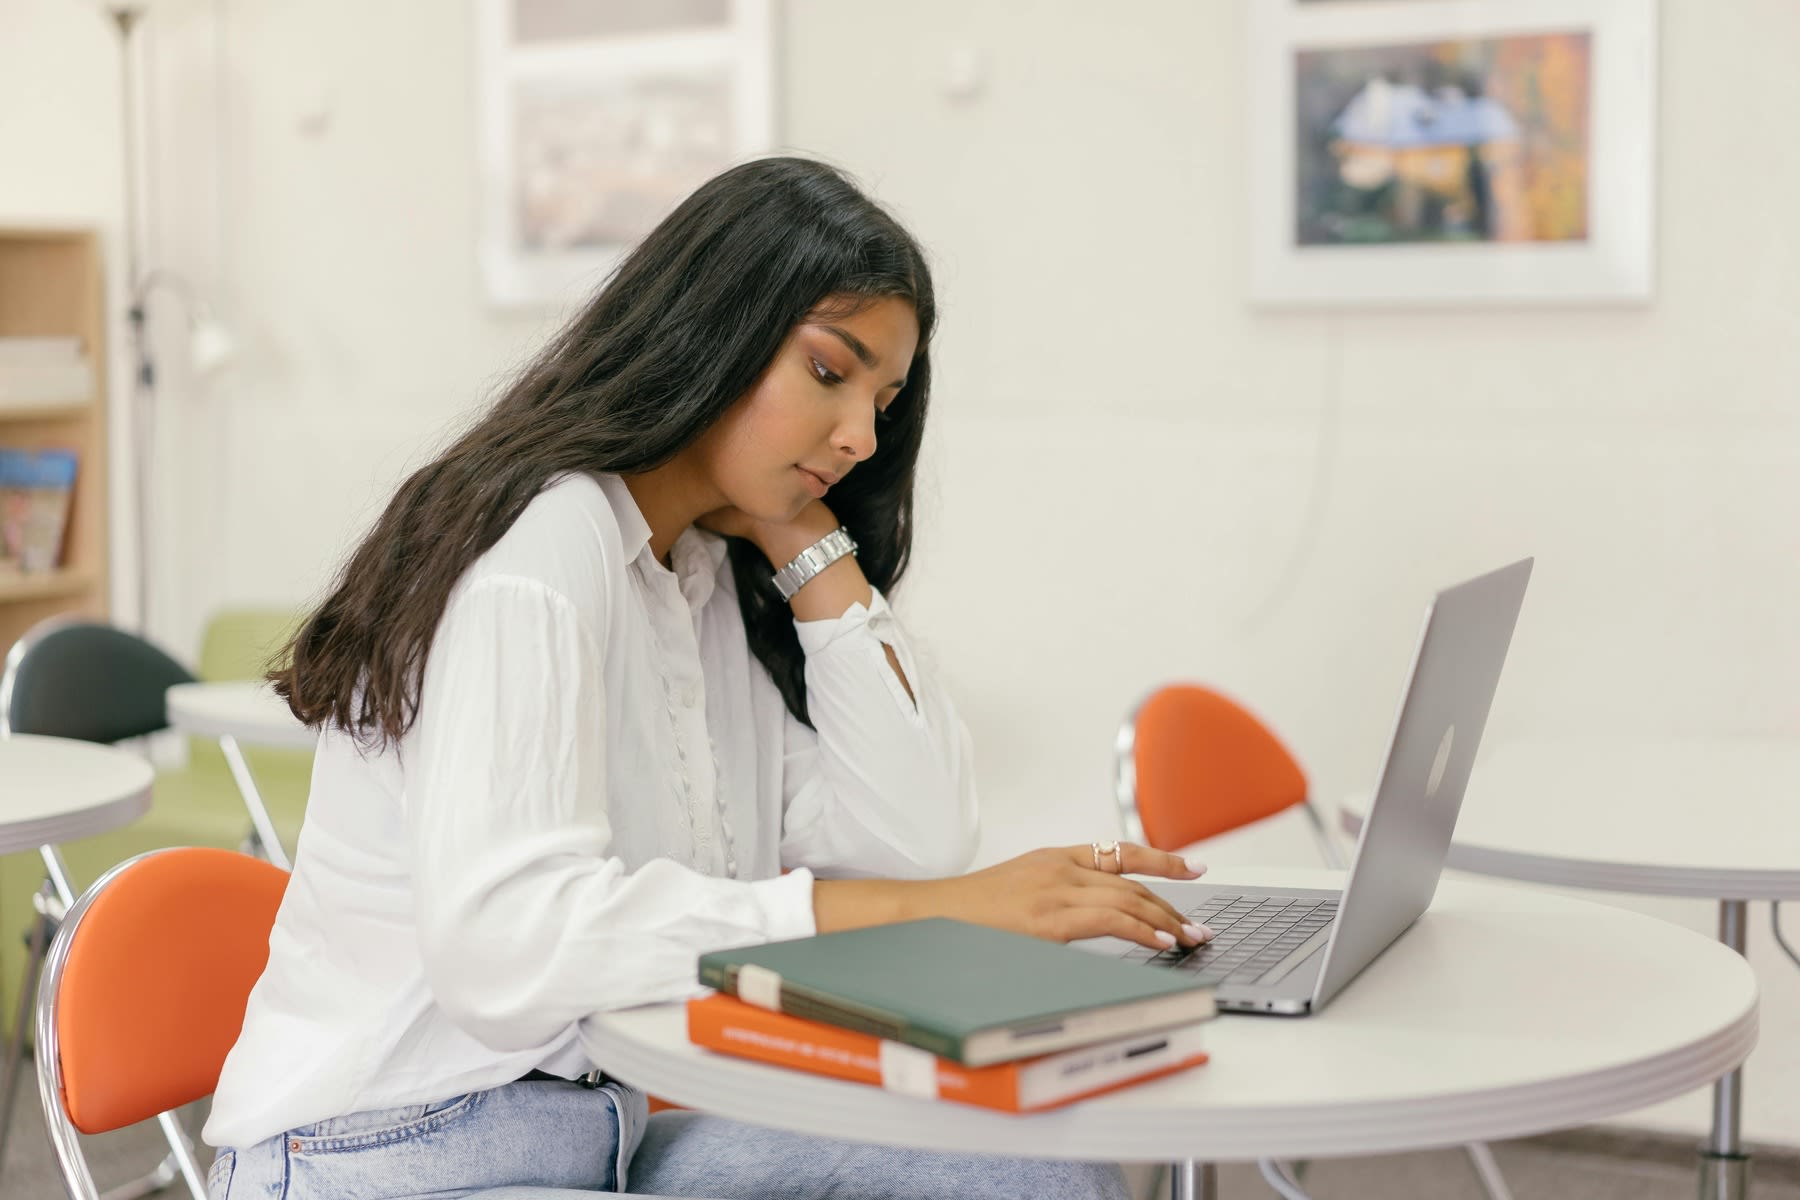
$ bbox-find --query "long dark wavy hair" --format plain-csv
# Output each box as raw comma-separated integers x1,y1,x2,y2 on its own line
271,156,936,747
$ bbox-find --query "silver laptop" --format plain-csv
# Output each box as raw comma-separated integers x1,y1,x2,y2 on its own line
1122,557,1532,1015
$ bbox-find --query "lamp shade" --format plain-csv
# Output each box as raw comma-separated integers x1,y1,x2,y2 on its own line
187,310,235,376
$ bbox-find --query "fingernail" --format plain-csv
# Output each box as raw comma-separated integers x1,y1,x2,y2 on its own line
1154,930,1177,948
1182,923,1213,943
1184,856,1208,877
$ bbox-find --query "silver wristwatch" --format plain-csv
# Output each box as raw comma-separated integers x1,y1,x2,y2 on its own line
770,527,858,601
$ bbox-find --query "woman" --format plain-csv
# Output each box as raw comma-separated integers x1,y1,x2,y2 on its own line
204,156,1211,1200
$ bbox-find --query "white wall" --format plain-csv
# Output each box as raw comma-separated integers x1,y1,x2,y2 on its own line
4,0,1796,1148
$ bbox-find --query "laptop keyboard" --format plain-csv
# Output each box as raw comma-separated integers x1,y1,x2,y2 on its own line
1122,894,1339,988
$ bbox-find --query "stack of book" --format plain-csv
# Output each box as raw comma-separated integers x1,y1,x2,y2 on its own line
0,447,78,574
691,917,1215,1113
0,336,94,408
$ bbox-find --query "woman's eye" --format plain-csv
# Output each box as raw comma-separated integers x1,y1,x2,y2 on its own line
810,358,843,386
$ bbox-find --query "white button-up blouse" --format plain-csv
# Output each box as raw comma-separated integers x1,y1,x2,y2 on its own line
204,473,979,1149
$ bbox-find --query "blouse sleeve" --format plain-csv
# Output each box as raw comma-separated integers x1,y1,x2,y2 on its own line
406,575,817,1053
778,589,980,880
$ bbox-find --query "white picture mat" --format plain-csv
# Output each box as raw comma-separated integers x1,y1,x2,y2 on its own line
1248,0,1658,307
474,0,776,309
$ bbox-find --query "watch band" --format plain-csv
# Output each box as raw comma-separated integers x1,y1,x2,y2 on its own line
770,527,858,601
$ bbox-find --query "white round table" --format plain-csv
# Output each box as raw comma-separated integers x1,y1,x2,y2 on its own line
581,871,1757,1196
164,682,315,870
0,734,153,857
1340,739,1800,1200
164,682,316,751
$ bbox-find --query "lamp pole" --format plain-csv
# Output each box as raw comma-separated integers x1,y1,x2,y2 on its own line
109,3,158,634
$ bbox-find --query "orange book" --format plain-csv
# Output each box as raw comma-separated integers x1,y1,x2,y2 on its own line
687,993,1209,1113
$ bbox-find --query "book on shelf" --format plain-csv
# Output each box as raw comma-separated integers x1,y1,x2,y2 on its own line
688,992,1210,1113
0,336,83,363
0,335,93,404
697,918,1216,1066
0,447,78,574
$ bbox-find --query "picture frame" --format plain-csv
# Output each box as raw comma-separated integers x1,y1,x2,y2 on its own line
1248,0,1658,307
474,0,776,309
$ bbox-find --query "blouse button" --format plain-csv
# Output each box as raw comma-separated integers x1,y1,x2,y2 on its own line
681,683,699,708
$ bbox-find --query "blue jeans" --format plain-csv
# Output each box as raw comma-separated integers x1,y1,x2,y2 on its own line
630,1110,1130,1200
208,1078,637,1199
210,1079,1130,1200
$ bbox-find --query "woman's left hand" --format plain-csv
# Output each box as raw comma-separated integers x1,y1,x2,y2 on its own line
699,496,895,677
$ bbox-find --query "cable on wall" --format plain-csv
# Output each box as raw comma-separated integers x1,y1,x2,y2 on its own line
1234,311,1345,635
1774,902,1800,973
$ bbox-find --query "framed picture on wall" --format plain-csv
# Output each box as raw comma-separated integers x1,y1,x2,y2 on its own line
475,0,776,308
1248,0,1658,307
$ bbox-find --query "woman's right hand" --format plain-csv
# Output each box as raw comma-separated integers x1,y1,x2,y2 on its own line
813,843,1215,951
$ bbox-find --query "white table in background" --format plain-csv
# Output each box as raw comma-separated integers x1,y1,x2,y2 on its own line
1341,738,1800,1200
0,733,156,1169
164,681,315,871
0,733,154,859
581,870,1758,1200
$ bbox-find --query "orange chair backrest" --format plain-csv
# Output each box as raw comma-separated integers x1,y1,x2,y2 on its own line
54,848,288,1134
1127,685,1308,851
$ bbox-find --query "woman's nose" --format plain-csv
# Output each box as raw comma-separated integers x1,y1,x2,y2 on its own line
834,406,877,462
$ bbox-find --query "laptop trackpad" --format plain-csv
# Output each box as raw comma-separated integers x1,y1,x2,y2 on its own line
1254,926,1333,988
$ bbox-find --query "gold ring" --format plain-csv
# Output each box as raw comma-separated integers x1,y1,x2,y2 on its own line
1092,839,1121,873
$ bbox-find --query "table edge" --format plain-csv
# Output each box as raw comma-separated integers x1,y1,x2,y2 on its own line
591,981,1758,1161
1339,808,1800,900
0,789,153,857
164,683,318,750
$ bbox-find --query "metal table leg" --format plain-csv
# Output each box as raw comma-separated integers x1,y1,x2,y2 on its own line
2,841,81,1170
0,881,53,1175
1465,1141,1515,1200
1698,899,1750,1200
1169,1160,1217,1200
220,733,292,870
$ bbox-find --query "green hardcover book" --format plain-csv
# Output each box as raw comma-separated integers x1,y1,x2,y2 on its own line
697,918,1216,1067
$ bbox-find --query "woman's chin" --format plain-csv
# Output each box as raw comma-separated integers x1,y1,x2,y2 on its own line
759,493,814,525
716,495,807,531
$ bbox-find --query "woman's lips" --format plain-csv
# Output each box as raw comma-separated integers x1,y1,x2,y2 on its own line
796,466,832,498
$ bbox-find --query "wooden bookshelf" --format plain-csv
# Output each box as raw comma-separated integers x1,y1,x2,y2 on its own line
0,228,109,652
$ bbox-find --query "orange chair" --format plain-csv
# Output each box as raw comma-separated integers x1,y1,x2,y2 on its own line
1114,683,1343,867
1114,683,1513,1200
36,847,288,1199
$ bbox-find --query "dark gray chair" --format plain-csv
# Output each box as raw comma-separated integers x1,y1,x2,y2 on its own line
1,618,196,746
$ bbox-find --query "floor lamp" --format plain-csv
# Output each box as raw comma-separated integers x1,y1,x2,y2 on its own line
106,0,234,636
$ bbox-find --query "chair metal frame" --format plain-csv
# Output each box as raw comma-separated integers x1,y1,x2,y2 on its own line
1113,684,1512,1200
36,849,218,1199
